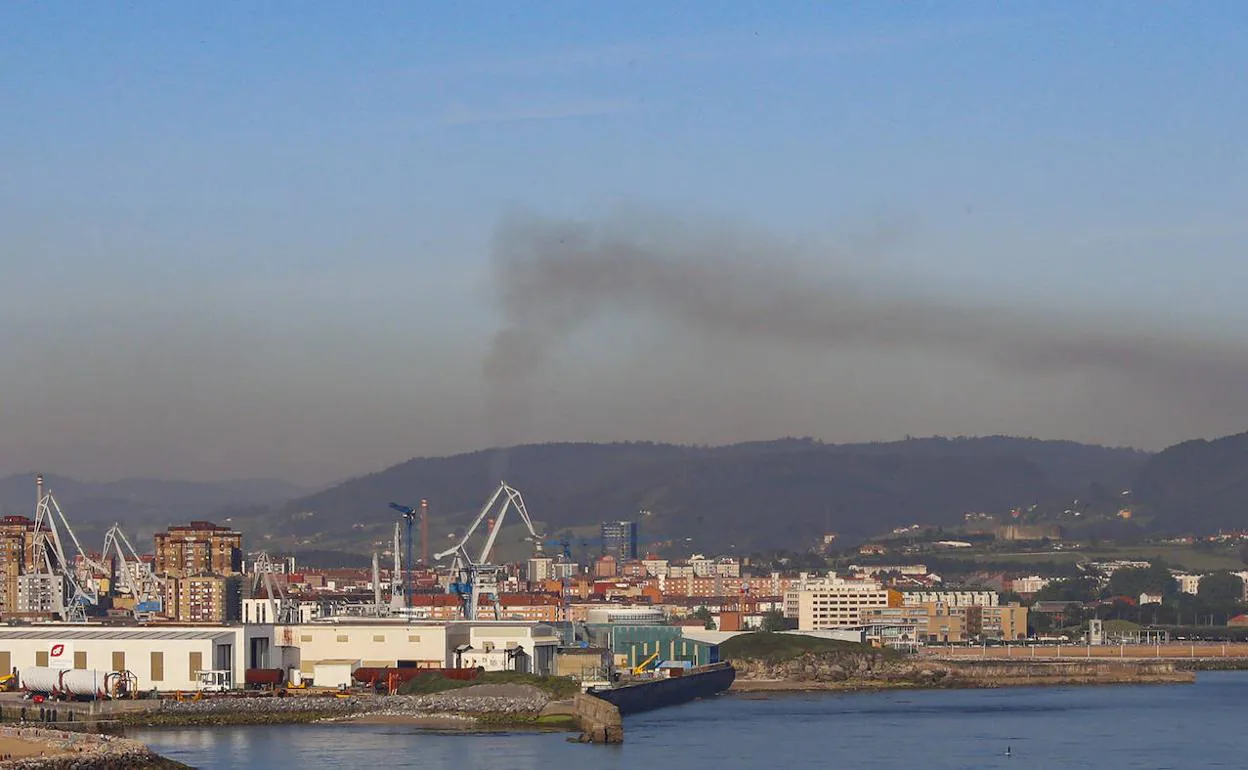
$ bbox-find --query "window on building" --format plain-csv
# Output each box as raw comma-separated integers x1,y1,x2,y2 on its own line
151,651,164,682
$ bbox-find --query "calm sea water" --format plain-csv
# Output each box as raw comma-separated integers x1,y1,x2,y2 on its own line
133,672,1248,769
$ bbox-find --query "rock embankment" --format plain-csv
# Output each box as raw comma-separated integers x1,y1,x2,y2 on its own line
730,652,1193,690
122,684,556,727
732,650,954,688
0,726,188,769
360,684,552,720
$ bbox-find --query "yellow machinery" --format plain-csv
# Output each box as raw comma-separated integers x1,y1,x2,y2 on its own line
632,652,660,676
0,673,15,692
105,671,139,699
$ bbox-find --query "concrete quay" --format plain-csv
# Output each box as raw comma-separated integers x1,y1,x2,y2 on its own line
921,642,1248,661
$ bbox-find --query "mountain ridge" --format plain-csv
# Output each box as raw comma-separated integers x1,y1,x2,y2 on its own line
221,436,1150,556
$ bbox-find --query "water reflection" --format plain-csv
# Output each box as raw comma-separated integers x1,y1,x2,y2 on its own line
134,673,1248,770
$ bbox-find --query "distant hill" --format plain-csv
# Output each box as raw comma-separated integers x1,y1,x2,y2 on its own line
226,437,1150,557
0,472,309,549
1133,431,1248,533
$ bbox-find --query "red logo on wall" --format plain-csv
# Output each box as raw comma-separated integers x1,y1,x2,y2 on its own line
50,644,64,658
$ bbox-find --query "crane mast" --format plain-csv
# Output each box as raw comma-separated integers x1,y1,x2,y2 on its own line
250,551,297,624
391,522,402,608
101,523,165,618
32,476,105,622
388,502,419,608
433,481,543,621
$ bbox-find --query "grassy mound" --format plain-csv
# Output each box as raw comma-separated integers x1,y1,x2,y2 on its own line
396,670,580,699
720,632,899,663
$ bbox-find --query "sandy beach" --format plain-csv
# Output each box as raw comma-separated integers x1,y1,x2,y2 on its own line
0,734,66,760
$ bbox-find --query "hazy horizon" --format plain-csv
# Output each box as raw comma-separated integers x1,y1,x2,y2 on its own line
4,4,1246,483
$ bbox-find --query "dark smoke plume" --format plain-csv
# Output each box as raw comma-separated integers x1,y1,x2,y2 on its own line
483,210,1248,444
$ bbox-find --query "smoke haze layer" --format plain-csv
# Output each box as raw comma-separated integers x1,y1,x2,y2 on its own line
484,210,1248,447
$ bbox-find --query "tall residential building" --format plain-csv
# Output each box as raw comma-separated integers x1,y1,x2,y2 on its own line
526,556,554,584
165,574,242,623
600,521,638,561
0,516,41,616
787,575,902,630
16,573,64,615
154,521,243,578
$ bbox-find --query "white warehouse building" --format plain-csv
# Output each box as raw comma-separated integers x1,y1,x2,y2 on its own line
0,625,275,693
273,620,561,681
0,620,562,693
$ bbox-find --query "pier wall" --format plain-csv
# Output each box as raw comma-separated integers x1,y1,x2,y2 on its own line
574,693,622,744
922,642,1248,660
732,652,1194,689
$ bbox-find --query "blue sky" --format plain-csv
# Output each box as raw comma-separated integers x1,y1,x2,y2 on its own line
2,3,1247,481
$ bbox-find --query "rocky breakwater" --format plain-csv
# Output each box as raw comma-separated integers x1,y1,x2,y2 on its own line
731,646,957,690
722,633,1194,691
0,726,188,769
119,684,564,729
942,659,1192,687
734,654,1193,689
356,684,558,724
121,694,376,727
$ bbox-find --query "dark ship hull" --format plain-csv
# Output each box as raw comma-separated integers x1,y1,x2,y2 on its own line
587,662,735,716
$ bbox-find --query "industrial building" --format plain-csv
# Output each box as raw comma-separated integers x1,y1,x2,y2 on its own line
271,619,561,680
275,621,453,673
456,621,559,674
589,624,723,669
0,625,274,692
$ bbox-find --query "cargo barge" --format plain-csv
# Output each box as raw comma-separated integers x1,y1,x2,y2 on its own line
586,661,735,716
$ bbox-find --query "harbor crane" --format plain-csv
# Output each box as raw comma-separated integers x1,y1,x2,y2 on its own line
32,475,107,622
434,482,543,621
388,501,420,608
250,551,298,624
101,523,165,618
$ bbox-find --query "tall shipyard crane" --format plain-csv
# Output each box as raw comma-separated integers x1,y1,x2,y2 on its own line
250,551,298,624
32,475,107,622
434,481,543,621
101,523,165,618
387,501,419,608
